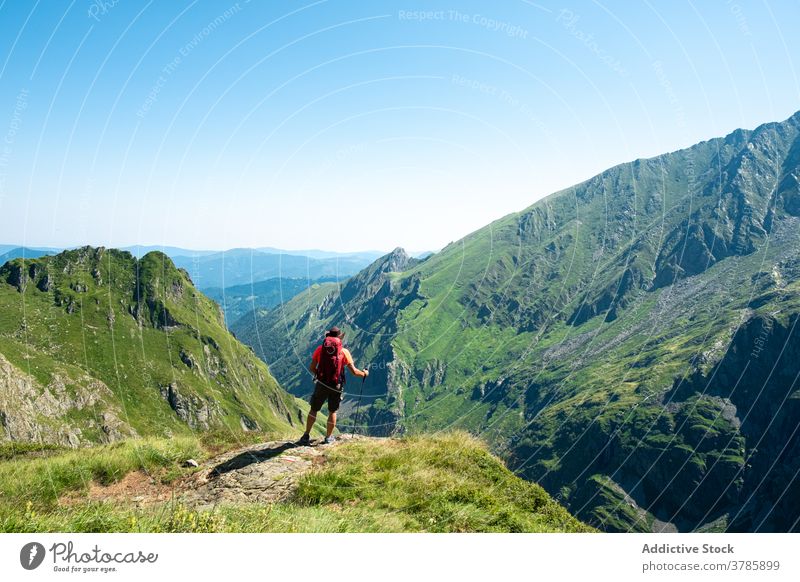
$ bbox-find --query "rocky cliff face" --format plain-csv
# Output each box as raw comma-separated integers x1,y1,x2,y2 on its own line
665,312,800,532
0,353,135,446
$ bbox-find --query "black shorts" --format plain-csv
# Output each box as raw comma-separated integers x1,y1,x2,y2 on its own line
309,381,342,413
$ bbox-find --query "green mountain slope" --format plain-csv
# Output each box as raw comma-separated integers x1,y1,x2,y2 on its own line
0,247,307,446
234,111,800,532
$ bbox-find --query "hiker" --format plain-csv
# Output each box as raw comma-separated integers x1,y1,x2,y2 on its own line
298,326,368,445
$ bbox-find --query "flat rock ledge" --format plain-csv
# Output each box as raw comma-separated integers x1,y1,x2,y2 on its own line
177,433,373,510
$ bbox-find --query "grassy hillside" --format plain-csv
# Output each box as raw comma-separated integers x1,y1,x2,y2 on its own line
0,247,308,445
0,432,593,533
235,111,800,532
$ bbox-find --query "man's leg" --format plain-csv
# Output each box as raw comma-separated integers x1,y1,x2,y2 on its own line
326,411,336,437
302,384,325,439
326,387,341,438
305,410,317,435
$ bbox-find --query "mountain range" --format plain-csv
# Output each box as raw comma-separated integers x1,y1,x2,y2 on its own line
0,246,378,291
233,111,800,533
169,249,373,290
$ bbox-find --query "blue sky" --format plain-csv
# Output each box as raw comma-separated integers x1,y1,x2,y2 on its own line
0,0,798,253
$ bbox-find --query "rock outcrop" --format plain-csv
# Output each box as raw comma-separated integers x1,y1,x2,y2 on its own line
0,352,135,446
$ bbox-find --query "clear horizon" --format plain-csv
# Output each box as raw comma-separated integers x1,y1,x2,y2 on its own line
1,1,799,252
0,241,427,256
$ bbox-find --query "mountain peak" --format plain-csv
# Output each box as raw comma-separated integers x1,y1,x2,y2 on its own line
377,247,411,273
335,247,415,306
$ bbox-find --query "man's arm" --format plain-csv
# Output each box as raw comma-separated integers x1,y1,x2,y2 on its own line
347,361,368,378
309,346,319,377
343,348,368,378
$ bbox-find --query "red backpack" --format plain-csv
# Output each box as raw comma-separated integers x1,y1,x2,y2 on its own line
317,336,345,387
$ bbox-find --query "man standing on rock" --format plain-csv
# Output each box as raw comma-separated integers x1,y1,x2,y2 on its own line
298,326,368,445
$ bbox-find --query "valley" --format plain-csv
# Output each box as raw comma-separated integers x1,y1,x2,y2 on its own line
234,111,800,532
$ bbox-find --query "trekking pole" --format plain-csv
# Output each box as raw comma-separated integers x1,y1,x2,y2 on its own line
351,365,367,436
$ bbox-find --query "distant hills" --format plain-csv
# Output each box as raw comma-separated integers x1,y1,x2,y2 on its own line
121,245,388,262
234,111,800,532
256,247,386,261
169,249,374,290
0,246,58,264
0,246,390,290
204,276,345,326
0,247,307,445
1,244,391,262
120,245,219,258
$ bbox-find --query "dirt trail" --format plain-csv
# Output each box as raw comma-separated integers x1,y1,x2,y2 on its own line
65,434,374,510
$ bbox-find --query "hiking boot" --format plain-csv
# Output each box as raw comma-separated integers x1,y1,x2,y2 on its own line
323,435,336,445
297,433,311,445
